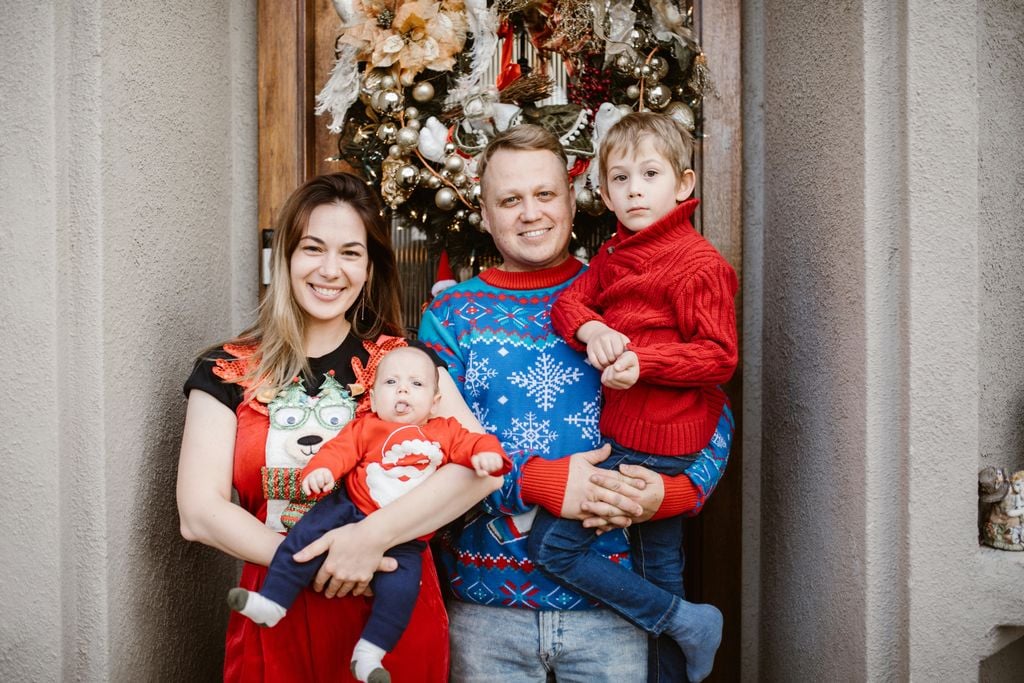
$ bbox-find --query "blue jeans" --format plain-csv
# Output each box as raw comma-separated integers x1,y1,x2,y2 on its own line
528,442,698,681
447,600,646,682
529,442,695,630
260,487,426,651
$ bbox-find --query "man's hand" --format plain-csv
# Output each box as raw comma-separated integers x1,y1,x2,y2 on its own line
301,467,335,496
560,444,645,528
471,451,505,477
293,523,397,598
601,351,639,389
612,463,665,523
578,321,630,370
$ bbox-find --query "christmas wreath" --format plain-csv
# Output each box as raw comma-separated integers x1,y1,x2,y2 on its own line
317,0,712,271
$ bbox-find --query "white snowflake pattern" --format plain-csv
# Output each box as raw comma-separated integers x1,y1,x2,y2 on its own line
464,350,498,398
470,401,497,433
563,398,601,446
502,413,558,454
507,352,584,412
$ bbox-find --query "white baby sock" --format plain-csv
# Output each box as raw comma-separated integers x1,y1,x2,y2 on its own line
350,638,389,682
226,588,286,628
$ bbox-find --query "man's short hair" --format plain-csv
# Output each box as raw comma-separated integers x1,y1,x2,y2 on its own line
598,112,694,187
477,124,569,187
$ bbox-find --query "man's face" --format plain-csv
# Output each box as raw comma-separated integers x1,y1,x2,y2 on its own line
479,148,575,273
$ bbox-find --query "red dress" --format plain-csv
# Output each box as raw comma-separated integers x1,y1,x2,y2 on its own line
186,335,449,682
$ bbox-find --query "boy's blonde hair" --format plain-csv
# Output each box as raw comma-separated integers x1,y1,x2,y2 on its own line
598,111,694,187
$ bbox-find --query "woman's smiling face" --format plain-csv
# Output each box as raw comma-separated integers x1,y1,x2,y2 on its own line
290,201,369,328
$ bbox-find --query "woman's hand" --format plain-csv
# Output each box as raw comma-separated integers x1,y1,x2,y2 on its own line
293,522,398,598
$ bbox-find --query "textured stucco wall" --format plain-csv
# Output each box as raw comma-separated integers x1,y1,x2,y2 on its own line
747,0,1024,679
0,1,256,679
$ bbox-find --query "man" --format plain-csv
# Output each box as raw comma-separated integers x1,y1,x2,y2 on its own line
418,125,726,681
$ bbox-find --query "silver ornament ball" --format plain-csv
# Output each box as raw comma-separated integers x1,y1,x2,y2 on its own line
397,164,419,189
412,81,435,103
371,88,404,115
443,155,465,173
403,106,420,121
376,121,398,142
625,84,641,101
396,126,420,149
435,187,457,211
644,83,672,110
663,101,696,131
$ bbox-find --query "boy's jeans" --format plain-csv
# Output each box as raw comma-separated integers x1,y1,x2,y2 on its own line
528,442,697,635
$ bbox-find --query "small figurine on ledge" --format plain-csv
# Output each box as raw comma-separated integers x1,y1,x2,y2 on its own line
979,466,1024,550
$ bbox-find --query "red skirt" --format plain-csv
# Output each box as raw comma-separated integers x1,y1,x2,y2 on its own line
224,547,449,682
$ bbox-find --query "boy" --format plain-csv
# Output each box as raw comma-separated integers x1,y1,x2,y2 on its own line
228,346,510,683
536,111,738,683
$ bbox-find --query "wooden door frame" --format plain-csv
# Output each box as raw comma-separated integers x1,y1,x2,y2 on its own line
256,3,743,678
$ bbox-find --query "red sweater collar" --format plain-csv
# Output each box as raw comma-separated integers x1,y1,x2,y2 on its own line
614,197,700,244
479,256,583,290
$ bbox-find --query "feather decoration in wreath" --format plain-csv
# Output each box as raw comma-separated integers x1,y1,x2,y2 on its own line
316,42,362,134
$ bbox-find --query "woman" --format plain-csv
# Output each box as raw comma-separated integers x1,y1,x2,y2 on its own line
177,173,500,682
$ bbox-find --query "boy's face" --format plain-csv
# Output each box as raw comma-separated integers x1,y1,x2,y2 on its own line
369,347,440,425
601,136,696,232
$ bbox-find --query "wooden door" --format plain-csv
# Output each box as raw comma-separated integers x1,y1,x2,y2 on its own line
257,2,743,678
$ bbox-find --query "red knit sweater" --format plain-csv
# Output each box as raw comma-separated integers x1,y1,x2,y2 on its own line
551,198,738,455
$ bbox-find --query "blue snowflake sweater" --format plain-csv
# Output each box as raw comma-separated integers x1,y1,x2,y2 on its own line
418,258,632,610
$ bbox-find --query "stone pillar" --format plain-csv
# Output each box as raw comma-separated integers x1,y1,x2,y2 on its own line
0,1,256,679
745,0,1024,679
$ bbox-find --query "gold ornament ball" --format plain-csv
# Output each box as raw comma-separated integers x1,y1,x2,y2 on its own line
396,126,420,149
405,118,421,131
435,187,457,211
376,121,398,143
443,142,457,156
371,88,404,115
649,56,670,81
644,83,672,110
444,155,465,173
451,172,468,187
426,174,443,189
380,74,397,90
388,144,404,158
630,27,651,50
468,183,481,204
412,81,435,103
625,84,641,101
403,106,420,121
418,167,435,185
397,164,419,189
467,211,483,229
613,52,636,76
664,101,696,131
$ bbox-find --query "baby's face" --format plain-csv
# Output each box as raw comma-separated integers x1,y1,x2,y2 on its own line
370,347,439,425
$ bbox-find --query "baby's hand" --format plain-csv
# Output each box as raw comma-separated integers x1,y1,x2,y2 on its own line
471,452,505,477
601,351,639,389
579,322,630,370
302,468,336,496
